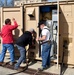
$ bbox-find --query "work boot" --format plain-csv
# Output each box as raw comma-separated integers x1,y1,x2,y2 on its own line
0,62,3,66
22,60,26,64
46,65,50,68
14,67,23,71
6,64,14,69
9,62,16,66
2,62,8,66
38,66,47,71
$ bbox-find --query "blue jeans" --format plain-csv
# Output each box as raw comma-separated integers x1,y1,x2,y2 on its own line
42,43,51,68
14,45,26,69
0,44,15,62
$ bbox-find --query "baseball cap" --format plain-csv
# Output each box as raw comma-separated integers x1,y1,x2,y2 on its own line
38,20,46,27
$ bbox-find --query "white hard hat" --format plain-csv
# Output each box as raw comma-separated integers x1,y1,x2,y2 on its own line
29,28,34,32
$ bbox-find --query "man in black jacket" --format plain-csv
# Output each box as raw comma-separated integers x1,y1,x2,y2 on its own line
14,28,35,70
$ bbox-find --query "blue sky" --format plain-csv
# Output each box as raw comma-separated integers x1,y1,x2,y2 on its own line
1,0,13,4
2,0,12,3
0,0,13,6
2,0,57,3
3,0,11,2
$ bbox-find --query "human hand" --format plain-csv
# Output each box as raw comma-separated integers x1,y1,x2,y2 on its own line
12,18,15,21
36,37,39,41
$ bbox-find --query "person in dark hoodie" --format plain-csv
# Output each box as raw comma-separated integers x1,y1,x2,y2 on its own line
14,28,35,70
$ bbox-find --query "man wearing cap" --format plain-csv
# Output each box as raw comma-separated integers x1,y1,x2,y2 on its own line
14,28,35,70
36,20,51,71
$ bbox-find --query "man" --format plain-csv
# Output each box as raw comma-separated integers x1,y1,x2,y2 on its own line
36,20,51,71
0,18,18,65
14,28,35,70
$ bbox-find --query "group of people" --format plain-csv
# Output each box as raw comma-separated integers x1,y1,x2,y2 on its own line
0,18,51,71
